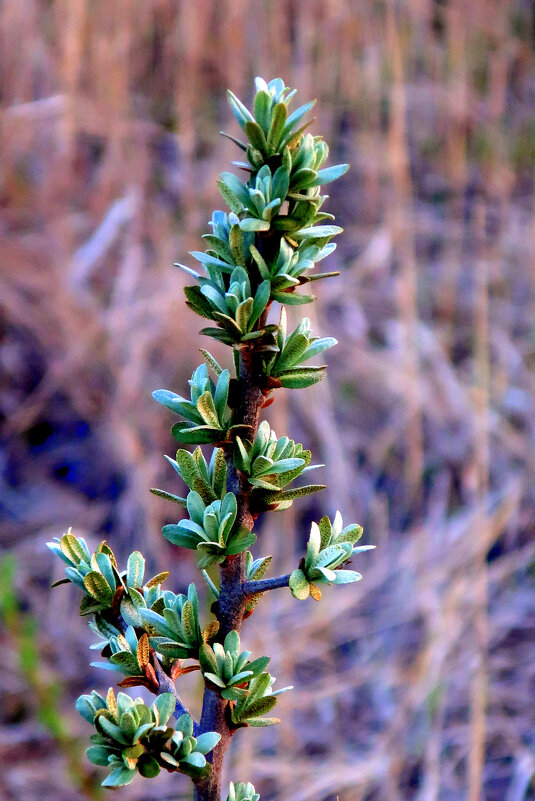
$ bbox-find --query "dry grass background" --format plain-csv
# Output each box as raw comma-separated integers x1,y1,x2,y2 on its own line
1,1,535,799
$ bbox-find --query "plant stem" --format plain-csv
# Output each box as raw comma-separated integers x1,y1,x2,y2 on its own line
242,574,291,595
193,344,266,801
152,654,196,730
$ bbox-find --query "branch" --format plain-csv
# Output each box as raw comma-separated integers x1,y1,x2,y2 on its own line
194,343,266,801
151,654,198,732
242,574,291,595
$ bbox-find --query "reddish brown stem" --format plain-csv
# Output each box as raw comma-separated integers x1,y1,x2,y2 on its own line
193,343,266,801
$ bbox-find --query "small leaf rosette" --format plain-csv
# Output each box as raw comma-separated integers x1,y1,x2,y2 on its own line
47,531,168,617
153,364,249,445
152,445,228,508
289,512,374,601
139,583,205,661
199,630,270,700
162,491,256,567
263,308,337,389
227,781,261,801
229,671,292,728
234,420,325,512
76,689,220,786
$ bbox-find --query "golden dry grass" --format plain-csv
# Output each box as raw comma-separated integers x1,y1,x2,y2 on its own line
1,1,535,800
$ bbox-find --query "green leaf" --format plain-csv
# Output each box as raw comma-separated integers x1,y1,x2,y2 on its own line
202,235,234,263
279,367,326,389
227,90,255,128
197,391,221,428
240,218,270,232
245,655,270,676
195,731,221,755
126,551,145,589
224,629,240,654
243,695,277,719
308,163,349,186
119,711,137,738
199,348,223,376
175,449,199,489
254,89,272,133
83,572,113,605
295,224,343,239
161,525,200,550
261,484,326,503
76,697,98,723
244,120,268,152
98,716,130,745
181,752,206,769
138,755,161,778
120,596,144,628
228,223,245,266
259,457,304,475
289,569,310,600
181,600,198,643
267,102,287,152
60,533,87,565
139,609,177,639
245,672,271,705
282,100,316,139
172,423,222,444
219,130,248,151
193,476,218,504
95,552,116,590
225,526,256,556
217,180,245,215
302,337,337,360
102,767,136,787
149,488,187,506
331,569,363,584
271,291,315,305
86,745,112,766
246,716,281,727
109,652,140,674
154,693,176,726
184,285,216,320
205,671,226,688
199,643,219,674
236,297,254,334
250,281,270,329
212,449,227,497
290,168,317,190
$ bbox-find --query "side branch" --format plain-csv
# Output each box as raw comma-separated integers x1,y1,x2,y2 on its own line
242,574,291,595
152,654,197,731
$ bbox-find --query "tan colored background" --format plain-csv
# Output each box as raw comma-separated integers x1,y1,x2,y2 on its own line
1,1,535,799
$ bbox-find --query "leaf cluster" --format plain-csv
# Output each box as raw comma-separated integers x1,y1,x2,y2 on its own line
162,492,256,567
263,308,337,389
138,583,207,660
234,420,325,511
77,689,220,786
227,781,261,801
152,445,228,508
47,532,168,617
199,630,269,701
229,671,292,728
153,364,250,445
289,512,375,601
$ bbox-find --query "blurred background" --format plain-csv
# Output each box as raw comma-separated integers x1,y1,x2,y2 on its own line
1,1,535,799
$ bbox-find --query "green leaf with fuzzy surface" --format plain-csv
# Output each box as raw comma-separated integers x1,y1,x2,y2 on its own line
149,488,187,506
289,569,310,600
126,551,144,589
102,767,136,787
83,572,113,605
